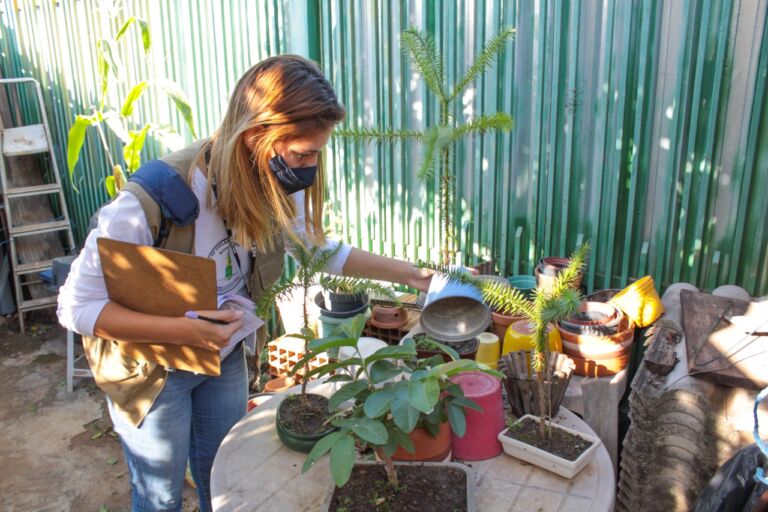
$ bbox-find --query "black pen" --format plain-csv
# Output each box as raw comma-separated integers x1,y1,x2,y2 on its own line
185,311,231,325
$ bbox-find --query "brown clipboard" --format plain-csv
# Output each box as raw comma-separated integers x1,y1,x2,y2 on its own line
97,237,221,376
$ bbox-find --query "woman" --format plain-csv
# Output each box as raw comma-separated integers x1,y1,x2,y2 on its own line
58,55,432,511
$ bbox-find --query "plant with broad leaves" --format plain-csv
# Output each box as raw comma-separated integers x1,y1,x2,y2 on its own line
67,10,196,196
299,313,502,488
257,243,398,395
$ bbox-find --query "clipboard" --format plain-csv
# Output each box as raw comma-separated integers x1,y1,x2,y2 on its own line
97,237,221,376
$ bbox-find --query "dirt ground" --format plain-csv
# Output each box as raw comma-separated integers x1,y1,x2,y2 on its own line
0,313,198,512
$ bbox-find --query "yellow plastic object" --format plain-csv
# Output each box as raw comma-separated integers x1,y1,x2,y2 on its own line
476,332,500,369
502,320,563,356
608,275,664,327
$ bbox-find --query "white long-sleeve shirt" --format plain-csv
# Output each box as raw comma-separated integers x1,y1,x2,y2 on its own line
57,168,350,349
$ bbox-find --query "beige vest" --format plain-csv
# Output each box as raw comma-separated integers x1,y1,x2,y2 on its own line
82,140,285,427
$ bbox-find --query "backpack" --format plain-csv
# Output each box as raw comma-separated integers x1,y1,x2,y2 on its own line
121,139,285,298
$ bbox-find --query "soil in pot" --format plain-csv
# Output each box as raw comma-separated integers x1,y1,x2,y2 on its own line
328,464,468,512
278,393,332,434
414,333,478,361
504,417,593,461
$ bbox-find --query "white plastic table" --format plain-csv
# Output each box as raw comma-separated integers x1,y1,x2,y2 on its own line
211,381,615,512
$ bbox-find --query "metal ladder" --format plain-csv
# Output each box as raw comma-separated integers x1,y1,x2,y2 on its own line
0,78,75,332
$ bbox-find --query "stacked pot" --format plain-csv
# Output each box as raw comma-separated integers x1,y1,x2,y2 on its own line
535,257,583,292
314,290,371,337
557,300,635,377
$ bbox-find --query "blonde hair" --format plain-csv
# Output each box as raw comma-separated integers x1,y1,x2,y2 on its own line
202,55,345,251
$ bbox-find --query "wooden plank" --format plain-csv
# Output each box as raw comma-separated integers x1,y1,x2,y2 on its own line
2,124,48,156
681,289,768,389
5,183,61,198
643,324,681,376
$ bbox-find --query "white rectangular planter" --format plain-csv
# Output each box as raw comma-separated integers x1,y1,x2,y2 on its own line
322,461,475,511
497,414,601,479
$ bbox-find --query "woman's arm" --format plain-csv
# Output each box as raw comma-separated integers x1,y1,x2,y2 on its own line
93,302,243,351
341,247,433,292
57,192,241,350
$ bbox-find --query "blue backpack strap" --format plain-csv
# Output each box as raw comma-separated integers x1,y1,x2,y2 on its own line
127,160,200,246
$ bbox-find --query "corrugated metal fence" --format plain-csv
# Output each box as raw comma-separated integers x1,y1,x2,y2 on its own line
1,0,766,295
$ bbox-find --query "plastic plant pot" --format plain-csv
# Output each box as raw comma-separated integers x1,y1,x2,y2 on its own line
315,291,369,319
507,274,537,299
449,371,505,460
608,275,664,327
420,270,491,342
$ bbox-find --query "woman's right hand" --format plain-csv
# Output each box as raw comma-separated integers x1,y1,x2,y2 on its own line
182,309,245,351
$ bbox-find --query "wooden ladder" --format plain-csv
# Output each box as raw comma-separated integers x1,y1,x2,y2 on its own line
0,78,75,333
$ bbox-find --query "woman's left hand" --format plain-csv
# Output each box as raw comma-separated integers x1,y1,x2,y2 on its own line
407,266,435,292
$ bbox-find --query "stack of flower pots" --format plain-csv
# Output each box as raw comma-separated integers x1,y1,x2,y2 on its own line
557,301,635,377
535,257,583,293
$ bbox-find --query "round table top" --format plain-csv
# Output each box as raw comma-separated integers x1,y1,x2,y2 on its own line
211,381,615,512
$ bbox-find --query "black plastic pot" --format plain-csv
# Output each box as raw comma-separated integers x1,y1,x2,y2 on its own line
314,291,369,319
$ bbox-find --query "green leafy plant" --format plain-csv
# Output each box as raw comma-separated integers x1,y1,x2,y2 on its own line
257,243,397,395
67,11,196,196
336,27,515,265
421,243,590,436
299,321,501,487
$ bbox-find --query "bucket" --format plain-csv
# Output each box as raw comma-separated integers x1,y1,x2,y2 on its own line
420,269,491,342
449,371,505,460
475,332,500,369
608,276,664,327
317,308,372,338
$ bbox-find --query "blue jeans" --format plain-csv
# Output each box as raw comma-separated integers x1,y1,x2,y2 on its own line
108,343,247,512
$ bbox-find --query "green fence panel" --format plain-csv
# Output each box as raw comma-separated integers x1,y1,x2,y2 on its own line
1,0,766,296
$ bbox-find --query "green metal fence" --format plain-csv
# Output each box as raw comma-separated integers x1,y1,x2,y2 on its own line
1,0,766,296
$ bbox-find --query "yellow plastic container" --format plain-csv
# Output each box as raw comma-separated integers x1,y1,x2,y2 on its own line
609,275,664,327
502,320,563,356
475,332,501,369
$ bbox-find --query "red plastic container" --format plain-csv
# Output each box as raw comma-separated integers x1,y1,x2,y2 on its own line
449,371,505,460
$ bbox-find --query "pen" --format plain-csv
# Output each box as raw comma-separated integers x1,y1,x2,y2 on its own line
185,311,231,325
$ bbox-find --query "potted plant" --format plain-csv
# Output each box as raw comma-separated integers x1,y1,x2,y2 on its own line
256,244,396,452
299,321,500,510
426,245,600,477
409,332,478,362
336,26,515,265
316,275,399,319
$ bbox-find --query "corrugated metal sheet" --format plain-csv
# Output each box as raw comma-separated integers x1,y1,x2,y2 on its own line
1,0,766,295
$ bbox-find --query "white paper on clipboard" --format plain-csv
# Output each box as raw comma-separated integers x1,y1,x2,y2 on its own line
218,294,265,343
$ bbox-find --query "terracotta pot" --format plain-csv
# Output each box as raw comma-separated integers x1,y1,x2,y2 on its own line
535,258,583,292
370,305,408,330
586,288,620,303
559,302,622,335
490,310,526,342
390,422,452,462
557,317,635,377
264,376,295,393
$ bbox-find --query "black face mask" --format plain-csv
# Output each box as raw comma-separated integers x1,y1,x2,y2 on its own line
268,154,318,195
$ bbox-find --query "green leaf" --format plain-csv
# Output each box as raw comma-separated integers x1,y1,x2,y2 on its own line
391,382,420,433
157,79,197,138
328,380,369,411
102,110,130,143
450,396,483,413
301,361,349,381
449,26,516,101
363,345,417,365
335,417,388,445
368,360,403,384
302,432,343,473
137,18,151,54
363,388,394,418
329,435,355,487
67,114,99,185
121,81,149,117
123,123,150,172
105,176,117,198
407,377,439,413
97,39,121,80
428,359,478,379
307,336,358,353
325,374,354,383
447,403,467,438
115,16,136,41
